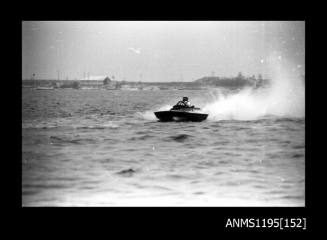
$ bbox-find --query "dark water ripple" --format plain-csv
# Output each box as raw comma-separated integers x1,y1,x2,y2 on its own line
169,134,192,142
49,136,98,145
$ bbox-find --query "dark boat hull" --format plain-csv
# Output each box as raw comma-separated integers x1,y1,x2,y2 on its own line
154,110,208,122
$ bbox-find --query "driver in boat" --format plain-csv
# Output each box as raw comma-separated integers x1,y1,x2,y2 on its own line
172,97,194,110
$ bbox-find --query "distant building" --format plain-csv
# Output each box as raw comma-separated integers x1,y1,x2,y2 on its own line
79,75,108,88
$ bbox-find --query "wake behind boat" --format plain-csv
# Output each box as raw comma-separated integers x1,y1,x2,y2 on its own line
154,97,208,122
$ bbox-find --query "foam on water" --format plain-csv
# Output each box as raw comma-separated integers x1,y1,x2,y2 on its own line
139,105,172,121
202,56,305,121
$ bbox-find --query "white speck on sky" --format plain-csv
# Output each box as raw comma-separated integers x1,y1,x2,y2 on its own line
128,47,142,54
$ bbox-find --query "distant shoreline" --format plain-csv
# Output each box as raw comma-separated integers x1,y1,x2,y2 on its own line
22,74,270,91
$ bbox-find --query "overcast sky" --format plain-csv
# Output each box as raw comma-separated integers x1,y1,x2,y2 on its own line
22,21,304,82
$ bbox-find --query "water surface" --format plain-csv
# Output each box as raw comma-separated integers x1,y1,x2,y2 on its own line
22,88,305,206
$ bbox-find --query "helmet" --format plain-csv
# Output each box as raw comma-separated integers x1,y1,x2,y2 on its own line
183,97,188,101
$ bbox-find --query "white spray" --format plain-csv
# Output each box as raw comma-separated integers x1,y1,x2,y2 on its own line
202,55,305,121
138,105,172,121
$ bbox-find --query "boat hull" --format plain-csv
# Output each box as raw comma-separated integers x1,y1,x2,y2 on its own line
154,110,208,122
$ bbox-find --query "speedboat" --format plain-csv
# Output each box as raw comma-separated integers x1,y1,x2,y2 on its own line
154,106,208,122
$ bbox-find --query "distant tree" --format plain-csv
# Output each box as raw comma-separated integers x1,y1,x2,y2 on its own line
51,81,57,88
72,81,80,89
103,77,111,85
237,72,243,79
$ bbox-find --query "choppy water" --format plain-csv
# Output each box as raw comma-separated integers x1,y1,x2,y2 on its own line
22,88,305,206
